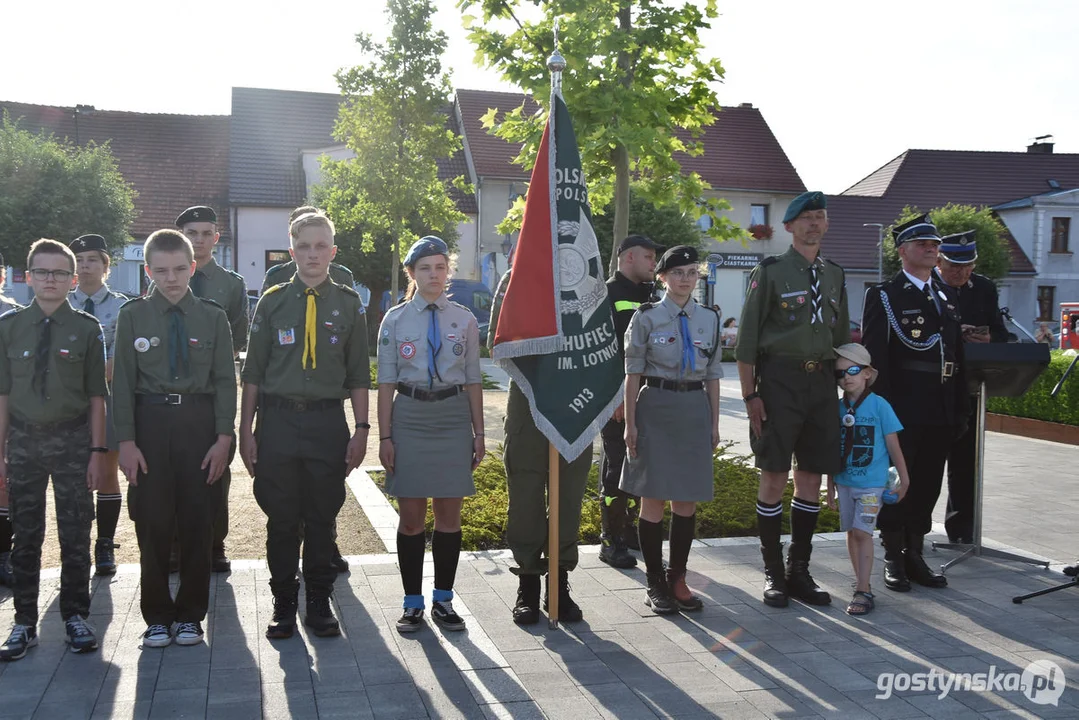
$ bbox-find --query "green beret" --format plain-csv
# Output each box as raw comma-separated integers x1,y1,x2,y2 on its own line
783,191,827,223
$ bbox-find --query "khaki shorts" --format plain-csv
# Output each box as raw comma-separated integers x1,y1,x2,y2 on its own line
837,485,885,534
750,357,841,475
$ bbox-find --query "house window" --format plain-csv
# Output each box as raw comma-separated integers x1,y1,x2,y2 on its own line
696,214,713,233
1037,285,1056,321
266,250,290,270
1051,217,1070,253
750,204,769,227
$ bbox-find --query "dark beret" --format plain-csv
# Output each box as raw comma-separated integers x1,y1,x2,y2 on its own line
656,245,699,273
783,191,827,223
175,206,217,227
892,213,941,248
617,234,663,255
69,234,108,254
403,236,449,267
939,230,978,264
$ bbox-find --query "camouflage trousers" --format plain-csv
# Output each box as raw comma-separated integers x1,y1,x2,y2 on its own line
7,421,94,626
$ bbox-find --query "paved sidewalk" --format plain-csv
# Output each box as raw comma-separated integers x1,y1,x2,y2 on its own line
2,534,1078,719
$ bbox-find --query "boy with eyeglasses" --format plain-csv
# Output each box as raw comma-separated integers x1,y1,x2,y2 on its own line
0,239,108,660
825,343,909,616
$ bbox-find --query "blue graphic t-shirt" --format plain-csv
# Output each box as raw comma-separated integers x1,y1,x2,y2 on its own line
834,392,903,489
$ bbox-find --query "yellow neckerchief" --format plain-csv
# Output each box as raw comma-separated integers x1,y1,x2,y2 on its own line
303,287,319,369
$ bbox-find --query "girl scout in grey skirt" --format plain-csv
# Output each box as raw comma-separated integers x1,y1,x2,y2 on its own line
377,236,485,634
622,245,722,615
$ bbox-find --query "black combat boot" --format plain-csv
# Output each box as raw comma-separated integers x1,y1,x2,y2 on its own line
761,543,789,608
904,530,948,588
543,568,583,622
881,530,911,592
513,574,541,625
304,596,341,637
786,541,831,605
645,571,678,614
266,592,298,639
94,538,117,576
598,496,637,569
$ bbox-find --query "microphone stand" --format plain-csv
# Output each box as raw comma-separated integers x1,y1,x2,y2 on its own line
1000,307,1039,343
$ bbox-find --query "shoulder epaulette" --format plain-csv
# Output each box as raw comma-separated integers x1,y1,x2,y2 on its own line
330,261,354,275
825,257,846,273
262,282,289,298
638,301,657,311
759,256,779,268
447,300,470,313
0,307,21,321
198,297,225,310
337,283,359,298
120,296,147,309
226,268,245,282
71,307,100,323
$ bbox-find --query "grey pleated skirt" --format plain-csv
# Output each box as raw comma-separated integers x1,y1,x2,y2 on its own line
384,391,476,499
620,385,715,502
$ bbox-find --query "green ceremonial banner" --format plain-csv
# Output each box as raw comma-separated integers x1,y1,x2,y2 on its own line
490,91,623,461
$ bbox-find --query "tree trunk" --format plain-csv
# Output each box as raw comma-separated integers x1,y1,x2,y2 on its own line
390,244,400,304
609,143,630,276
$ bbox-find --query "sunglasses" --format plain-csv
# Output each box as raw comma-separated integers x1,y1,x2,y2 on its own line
835,365,866,379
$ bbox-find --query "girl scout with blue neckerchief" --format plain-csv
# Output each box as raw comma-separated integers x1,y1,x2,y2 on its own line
376,236,485,634
621,245,723,615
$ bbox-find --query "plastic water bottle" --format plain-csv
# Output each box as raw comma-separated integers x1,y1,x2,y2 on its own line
882,467,900,504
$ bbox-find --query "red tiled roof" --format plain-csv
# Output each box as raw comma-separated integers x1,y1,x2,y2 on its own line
823,194,1036,275
1,100,230,241
455,90,805,193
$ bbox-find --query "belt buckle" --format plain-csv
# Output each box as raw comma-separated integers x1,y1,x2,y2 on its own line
674,381,687,392
165,394,182,405
803,360,820,373
942,361,955,378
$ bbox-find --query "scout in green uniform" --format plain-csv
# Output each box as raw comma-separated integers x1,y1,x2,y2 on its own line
261,206,355,292
736,191,850,609
174,206,247,572
260,206,353,575
489,270,590,626
114,230,237,649
0,239,107,661
240,212,370,640
0,252,19,588
69,234,128,576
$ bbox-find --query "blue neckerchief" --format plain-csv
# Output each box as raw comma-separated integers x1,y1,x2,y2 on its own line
679,311,696,375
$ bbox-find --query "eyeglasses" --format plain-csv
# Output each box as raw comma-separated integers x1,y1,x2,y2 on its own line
29,269,73,281
835,365,865,379
665,269,698,280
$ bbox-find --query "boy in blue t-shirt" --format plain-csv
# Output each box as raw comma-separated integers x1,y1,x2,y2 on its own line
825,343,910,616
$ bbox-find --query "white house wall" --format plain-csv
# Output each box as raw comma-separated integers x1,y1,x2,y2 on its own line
236,207,292,292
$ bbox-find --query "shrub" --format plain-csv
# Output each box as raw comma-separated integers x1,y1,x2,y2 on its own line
987,350,1079,425
371,443,839,551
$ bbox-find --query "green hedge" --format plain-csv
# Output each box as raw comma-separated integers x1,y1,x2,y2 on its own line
987,350,1079,425
371,443,839,551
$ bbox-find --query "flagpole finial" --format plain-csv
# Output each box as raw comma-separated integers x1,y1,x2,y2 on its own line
547,16,566,85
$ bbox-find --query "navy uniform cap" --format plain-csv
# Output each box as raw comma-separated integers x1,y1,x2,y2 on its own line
783,191,827,223
938,230,977,264
70,234,107,254
403,236,449,267
176,206,217,227
892,213,941,248
656,245,698,273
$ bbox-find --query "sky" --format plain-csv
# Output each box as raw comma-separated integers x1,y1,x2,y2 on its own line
3,0,1077,193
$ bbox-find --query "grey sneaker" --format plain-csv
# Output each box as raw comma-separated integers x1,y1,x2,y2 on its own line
431,601,466,631
64,616,98,653
0,624,38,661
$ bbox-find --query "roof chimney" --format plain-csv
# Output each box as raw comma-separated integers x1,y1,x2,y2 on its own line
739,103,753,109
1028,134,1054,154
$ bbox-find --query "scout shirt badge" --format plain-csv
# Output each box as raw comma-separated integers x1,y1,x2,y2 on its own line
134,337,150,353
278,328,296,345
400,342,416,359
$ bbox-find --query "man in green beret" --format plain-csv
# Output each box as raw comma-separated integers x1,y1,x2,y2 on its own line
737,190,850,609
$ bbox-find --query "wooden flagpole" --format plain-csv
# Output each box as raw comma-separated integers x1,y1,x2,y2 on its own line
548,442,560,629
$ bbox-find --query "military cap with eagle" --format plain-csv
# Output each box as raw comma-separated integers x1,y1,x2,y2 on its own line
655,245,698,273
175,206,217,227
891,213,941,248
69,234,108,254
938,230,977,264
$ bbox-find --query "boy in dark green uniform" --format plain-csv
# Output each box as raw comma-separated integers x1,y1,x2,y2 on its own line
240,212,369,640
261,206,355,293
114,229,236,648
0,239,107,660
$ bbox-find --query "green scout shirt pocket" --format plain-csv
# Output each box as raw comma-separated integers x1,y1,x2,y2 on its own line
6,347,34,383
272,318,299,347
320,321,350,354
187,337,215,368
827,296,841,327
54,346,86,386
776,290,809,324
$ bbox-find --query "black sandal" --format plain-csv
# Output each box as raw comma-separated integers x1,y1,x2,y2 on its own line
846,590,875,616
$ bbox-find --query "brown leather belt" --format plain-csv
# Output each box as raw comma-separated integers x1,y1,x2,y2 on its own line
643,377,704,392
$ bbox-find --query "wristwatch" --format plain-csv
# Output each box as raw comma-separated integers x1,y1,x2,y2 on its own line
742,392,760,403
90,447,109,454
355,422,371,430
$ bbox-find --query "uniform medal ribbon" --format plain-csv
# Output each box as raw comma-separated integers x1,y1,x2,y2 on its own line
303,288,319,369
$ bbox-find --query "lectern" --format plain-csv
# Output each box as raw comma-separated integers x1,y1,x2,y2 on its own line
932,342,1051,572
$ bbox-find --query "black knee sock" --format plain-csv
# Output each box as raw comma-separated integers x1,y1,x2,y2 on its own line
790,496,820,545
432,530,462,594
0,508,10,554
397,531,426,601
668,512,696,573
96,493,122,540
756,499,783,549
638,518,665,576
